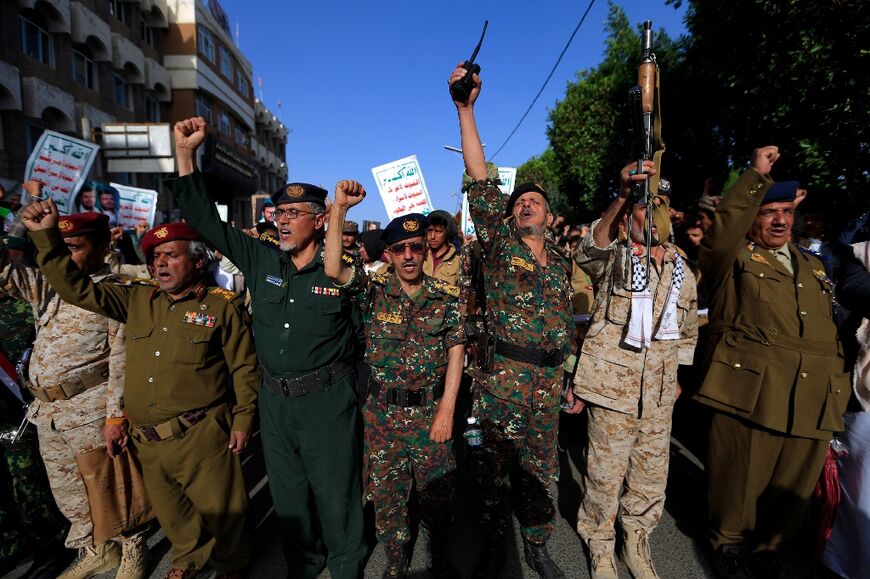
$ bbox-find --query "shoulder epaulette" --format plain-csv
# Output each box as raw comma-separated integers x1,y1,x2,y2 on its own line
430,278,460,298
341,253,356,265
370,272,390,286
209,287,238,301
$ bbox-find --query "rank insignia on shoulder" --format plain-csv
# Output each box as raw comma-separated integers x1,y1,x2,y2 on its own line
183,311,216,327
510,256,535,272
750,253,771,266
433,279,460,298
371,272,390,285
311,286,340,296
265,275,285,287
376,312,403,324
209,287,238,300
745,242,757,251
341,253,355,265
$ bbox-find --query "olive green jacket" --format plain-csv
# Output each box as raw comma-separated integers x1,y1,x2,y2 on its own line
695,169,849,439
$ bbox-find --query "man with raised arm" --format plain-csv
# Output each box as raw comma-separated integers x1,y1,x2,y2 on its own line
324,185,465,579
449,65,575,579
170,117,366,579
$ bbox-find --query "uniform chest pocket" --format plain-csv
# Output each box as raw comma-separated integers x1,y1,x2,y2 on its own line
605,285,632,325
126,324,154,362
369,319,407,341
171,327,213,363
257,282,286,304
422,311,447,336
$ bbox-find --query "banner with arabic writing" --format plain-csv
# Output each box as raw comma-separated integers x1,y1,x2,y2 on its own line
24,130,100,214
371,155,433,220
460,166,517,239
110,183,158,230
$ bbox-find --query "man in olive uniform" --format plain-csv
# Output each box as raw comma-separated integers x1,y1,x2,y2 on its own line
343,220,360,255
423,210,461,285
450,66,574,579
171,117,366,579
695,146,850,577
326,195,465,578
2,205,151,579
20,210,259,579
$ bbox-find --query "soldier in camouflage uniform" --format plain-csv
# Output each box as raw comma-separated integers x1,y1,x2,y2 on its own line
570,161,698,579
450,65,575,579
1,201,150,579
0,235,70,577
325,183,465,579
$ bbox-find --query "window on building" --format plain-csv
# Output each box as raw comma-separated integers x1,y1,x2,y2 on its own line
218,112,230,136
219,46,232,79
195,93,212,123
72,49,97,91
197,26,215,62
25,122,45,157
236,72,249,98
108,0,133,27
113,74,132,110
234,126,247,147
139,14,155,47
20,16,52,66
144,95,160,122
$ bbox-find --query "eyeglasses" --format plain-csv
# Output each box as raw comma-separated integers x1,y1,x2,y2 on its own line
274,208,316,220
387,242,426,255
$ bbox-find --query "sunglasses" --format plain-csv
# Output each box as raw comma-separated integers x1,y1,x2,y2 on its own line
387,242,426,255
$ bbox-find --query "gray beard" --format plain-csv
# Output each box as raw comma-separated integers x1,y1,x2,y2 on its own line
516,224,547,239
279,240,298,253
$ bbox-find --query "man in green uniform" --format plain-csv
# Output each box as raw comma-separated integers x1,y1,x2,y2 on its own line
19,211,259,579
171,117,366,579
449,66,575,579
695,146,850,578
325,192,465,578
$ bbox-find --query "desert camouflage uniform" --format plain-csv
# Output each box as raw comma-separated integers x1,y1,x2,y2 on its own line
347,269,463,551
463,167,575,543
572,220,698,559
0,294,68,567
1,248,126,549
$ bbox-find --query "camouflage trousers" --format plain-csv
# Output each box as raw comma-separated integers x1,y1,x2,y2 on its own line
472,371,561,544
363,396,456,548
0,414,67,568
577,402,674,557
35,412,105,548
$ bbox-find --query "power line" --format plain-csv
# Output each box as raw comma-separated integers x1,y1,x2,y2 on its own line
490,0,597,161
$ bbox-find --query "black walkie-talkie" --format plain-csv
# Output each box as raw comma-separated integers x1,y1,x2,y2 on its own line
450,20,489,103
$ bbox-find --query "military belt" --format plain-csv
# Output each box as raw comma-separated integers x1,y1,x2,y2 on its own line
262,360,353,399
709,320,840,356
27,363,110,403
132,407,210,442
494,338,564,368
369,376,445,407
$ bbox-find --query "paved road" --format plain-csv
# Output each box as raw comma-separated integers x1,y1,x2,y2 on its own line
8,405,718,579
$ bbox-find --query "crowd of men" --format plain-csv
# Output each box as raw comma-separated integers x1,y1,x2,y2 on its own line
0,64,867,579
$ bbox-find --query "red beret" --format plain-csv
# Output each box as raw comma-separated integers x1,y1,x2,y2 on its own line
58,212,110,239
139,222,202,258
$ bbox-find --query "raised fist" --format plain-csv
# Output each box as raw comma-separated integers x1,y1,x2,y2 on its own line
751,146,780,176
174,117,208,152
21,198,59,232
333,180,366,208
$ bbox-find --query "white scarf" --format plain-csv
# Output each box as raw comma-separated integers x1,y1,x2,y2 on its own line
624,249,684,350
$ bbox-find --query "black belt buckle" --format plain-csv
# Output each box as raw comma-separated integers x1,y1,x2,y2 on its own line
388,388,426,407
139,425,161,442
280,376,304,398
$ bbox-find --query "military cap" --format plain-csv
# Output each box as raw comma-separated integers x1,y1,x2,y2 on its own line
58,212,110,239
427,209,458,240
381,213,429,245
505,183,549,216
139,222,202,258
762,181,799,205
343,220,360,235
271,183,328,207
360,228,386,258
1,235,31,251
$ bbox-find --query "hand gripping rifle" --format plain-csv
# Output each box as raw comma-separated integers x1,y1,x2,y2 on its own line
623,20,665,291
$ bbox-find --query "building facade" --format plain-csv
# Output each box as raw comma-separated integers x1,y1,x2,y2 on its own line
0,0,286,227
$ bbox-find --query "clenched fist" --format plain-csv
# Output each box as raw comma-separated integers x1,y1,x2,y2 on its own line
174,117,208,152
21,197,59,232
333,180,366,208
751,146,780,176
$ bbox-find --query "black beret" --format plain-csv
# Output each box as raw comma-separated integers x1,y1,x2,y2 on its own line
360,228,386,258
505,183,548,216
762,181,799,205
271,183,328,207
382,213,429,245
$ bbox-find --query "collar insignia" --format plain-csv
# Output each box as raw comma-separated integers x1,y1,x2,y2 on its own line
750,253,771,266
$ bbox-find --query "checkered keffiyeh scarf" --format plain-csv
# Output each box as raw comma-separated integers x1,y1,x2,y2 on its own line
624,249,685,349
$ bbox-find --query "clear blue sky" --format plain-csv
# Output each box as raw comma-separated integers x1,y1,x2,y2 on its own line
220,0,687,224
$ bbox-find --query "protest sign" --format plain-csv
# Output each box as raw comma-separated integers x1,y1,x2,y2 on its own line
110,183,158,230
371,155,433,220
24,131,99,214
460,166,517,239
